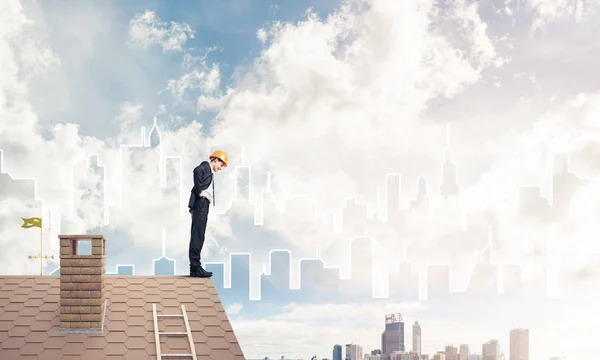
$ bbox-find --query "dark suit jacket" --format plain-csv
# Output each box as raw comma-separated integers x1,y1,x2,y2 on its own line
188,161,213,211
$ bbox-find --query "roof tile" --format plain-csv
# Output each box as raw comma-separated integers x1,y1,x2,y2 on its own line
202,316,222,327
107,311,128,321
211,348,238,360
2,312,19,321
104,342,127,355
24,331,49,344
106,320,128,332
111,286,128,295
19,342,44,355
123,334,147,348
124,348,149,358
195,342,212,355
191,330,208,343
203,325,226,337
144,342,157,356
206,336,230,349
42,336,66,349
1,336,26,349
106,331,127,343
84,335,107,349
34,311,55,321
128,284,144,291
164,336,190,350
195,298,214,307
8,325,30,337
128,297,145,307
143,278,160,288
38,302,58,312
14,287,32,296
14,316,35,327
0,349,20,360
125,315,146,327
125,277,145,284
39,348,64,358
0,276,245,359
175,286,194,295
111,294,128,303
23,298,44,308
62,342,86,355
82,348,108,360
143,287,161,295
230,342,244,356
4,303,24,312
64,333,87,343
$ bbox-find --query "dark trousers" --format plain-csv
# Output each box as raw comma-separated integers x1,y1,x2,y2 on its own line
189,196,209,269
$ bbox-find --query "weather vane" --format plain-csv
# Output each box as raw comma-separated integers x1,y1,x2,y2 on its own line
22,217,54,275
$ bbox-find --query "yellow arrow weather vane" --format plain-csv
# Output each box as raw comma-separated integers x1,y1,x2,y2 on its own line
22,217,54,275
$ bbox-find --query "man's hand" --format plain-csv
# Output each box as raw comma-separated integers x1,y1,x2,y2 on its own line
198,193,203,198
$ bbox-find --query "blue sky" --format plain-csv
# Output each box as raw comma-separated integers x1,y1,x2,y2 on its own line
29,0,342,139
2,0,600,358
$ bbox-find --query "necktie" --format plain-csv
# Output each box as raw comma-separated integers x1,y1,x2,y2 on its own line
212,178,215,207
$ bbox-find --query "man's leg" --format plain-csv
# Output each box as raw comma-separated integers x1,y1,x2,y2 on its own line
188,209,201,273
189,199,212,276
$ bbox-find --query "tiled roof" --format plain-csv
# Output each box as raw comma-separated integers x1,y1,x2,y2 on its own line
0,276,245,360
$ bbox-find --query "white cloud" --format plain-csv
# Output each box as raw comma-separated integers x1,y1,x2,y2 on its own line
128,10,194,52
257,28,268,44
206,0,504,193
1,4,600,358
0,2,230,274
523,0,600,30
166,50,223,100
167,64,221,99
226,302,244,315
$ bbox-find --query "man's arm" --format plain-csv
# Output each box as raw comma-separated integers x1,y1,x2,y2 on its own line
193,164,205,196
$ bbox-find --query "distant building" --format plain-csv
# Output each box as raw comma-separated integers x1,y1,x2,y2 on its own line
390,351,412,360
433,352,446,360
413,321,422,354
509,329,529,360
333,344,342,360
345,343,363,360
459,345,470,360
445,345,458,360
482,340,500,360
382,313,405,354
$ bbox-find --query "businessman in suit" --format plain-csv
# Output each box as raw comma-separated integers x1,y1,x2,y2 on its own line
188,150,228,278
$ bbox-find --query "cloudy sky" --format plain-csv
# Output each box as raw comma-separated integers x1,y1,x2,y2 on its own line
2,0,600,358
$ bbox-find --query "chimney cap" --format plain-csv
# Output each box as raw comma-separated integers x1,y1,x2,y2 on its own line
59,234,105,239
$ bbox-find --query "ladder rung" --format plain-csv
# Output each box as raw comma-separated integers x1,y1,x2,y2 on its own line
162,354,193,357
153,304,198,360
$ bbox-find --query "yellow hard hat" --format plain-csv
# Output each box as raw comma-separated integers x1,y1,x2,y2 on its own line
209,150,228,167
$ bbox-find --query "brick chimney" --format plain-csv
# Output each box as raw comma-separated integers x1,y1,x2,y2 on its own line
59,234,106,332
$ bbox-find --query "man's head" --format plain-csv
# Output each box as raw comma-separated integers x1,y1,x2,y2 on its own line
209,150,228,172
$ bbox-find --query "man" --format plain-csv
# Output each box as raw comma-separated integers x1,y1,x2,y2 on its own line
188,150,228,278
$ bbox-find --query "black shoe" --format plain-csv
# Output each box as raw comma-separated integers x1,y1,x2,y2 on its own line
190,266,212,277
190,270,211,278
199,265,212,276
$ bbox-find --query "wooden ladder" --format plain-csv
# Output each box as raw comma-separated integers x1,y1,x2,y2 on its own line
152,304,198,359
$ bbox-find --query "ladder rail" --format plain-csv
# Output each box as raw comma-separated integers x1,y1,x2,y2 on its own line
181,304,198,360
152,303,197,360
152,304,162,359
